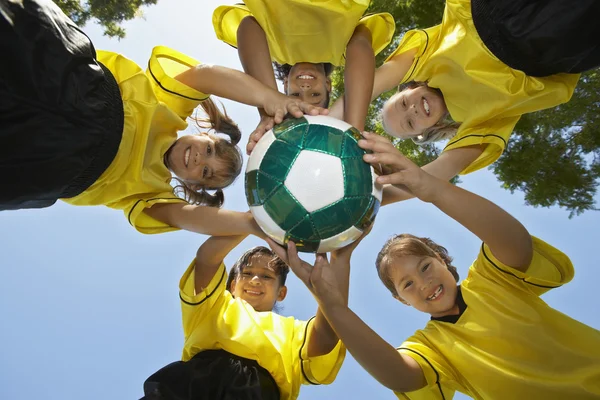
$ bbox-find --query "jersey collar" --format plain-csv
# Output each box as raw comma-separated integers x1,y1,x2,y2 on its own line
430,285,467,324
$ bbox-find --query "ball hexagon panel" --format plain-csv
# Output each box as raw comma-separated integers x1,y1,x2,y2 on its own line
284,150,344,213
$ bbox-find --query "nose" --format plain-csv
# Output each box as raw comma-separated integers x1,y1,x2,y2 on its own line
194,151,199,165
299,82,312,91
420,278,432,292
249,276,261,285
410,103,418,114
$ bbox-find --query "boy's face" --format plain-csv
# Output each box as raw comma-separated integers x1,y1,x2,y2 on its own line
230,255,287,312
284,62,331,108
387,254,459,318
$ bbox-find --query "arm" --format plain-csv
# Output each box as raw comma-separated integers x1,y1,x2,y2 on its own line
361,132,533,270
329,48,417,120
382,144,485,205
144,203,265,238
342,25,375,131
194,234,247,292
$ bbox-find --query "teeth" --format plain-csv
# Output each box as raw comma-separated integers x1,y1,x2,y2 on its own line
423,98,430,115
184,148,190,167
298,75,314,80
427,285,442,300
245,290,261,295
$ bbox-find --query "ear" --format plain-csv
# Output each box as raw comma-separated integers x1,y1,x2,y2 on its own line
283,77,289,94
276,285,288,302
393,294,411,306
229,279,237,294
326,77,332,92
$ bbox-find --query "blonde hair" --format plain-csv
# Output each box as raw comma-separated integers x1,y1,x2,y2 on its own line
170,97,243,207
375,234,459,297
393,81,461,145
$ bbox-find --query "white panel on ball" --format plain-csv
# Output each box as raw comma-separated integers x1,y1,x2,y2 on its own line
284,150,344,213
246,130,276,173
303,115,353,132
317,226,364,253
372,170,383,203
250,205,286,244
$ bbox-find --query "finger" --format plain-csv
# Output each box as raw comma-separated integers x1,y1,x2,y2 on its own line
265,237,289,263
273,108,285,124
286,103,304,118
363,151,410,169
358,138,396,153
376,171,407,185
361,131,392,144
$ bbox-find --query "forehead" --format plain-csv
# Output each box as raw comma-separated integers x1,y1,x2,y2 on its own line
244,254,277,270
385,254,426,278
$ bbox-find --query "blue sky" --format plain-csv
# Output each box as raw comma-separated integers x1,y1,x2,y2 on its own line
1,1,598,399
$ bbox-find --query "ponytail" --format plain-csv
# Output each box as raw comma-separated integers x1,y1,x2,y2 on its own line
196,97,241,145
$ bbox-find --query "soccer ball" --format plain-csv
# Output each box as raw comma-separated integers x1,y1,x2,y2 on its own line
245,115,382,253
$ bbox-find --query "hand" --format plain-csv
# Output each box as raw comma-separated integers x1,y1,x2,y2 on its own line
247,115,275,155
247,211,267,240
358,132,442,203
266,239,346,307
331,223,373,260
261,92,329,124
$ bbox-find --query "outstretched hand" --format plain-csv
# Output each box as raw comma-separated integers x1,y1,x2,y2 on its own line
359,132,442,203
247,115,274,155
266,239,346,308
262,92,329,124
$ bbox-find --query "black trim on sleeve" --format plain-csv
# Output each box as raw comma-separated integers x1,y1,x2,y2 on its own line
179,266,226,306
299,316,320,385
443,133,507,151
147,61,209,101
396,347,446,400
481,244,561,289
128,197,187,226
401,29,429,84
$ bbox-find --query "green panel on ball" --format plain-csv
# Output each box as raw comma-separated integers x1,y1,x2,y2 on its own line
245,170,261,206
341,136,365,160
342,157,373,197
354,197,380,230
257,171,282,203
343,196,373,226
273,116,308,139
259,140,301,182
263,186,308,231
288,215,320,241
311,200,352,239
303,125,344,156
285,236,321,253
276,120,309,148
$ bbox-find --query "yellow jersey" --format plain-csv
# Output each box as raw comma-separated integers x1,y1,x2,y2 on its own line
395,237,600,399
63,47,209,234
179,261,346,400
386,0,580,174
213,0,395,66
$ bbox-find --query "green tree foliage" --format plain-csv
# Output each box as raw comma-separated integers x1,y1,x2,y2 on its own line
55,0,158,39
331,0,600,216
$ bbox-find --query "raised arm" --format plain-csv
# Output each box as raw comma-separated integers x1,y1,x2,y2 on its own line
194,233,248,292
329,48,417,120
144,203,265,238
361,132,533,270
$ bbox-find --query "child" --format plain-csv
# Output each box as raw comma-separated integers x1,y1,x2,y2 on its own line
1,0,324,237
212,0,395,153
141,231,358,399
274,132,600,399
330,0,600,205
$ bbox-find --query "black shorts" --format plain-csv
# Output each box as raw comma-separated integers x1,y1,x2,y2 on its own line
142,350,281,400
472,0,600,77
0,0,123,211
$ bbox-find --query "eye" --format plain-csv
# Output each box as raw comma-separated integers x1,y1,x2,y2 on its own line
404,281,413,289
202,166,208,178
422,263,430,272
262,275,273,280
291,93,300,97
402,98,407,108
242,272,252,277
311,93,321,97
408,120,413,129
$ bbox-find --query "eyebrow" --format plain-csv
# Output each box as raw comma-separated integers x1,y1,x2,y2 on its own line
398,258,427,285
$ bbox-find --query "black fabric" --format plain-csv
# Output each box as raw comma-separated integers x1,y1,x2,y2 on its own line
141,350,281,400
430,286,467,324
471,0,600,77
0,0,123,211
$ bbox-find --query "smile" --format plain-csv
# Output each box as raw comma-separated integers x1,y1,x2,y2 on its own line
244,289,262,296
422,98,430,116
297,74,315,80
427,285,443,301
184,147,191,167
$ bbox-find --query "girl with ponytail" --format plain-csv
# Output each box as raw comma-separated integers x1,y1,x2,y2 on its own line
1,0,325,238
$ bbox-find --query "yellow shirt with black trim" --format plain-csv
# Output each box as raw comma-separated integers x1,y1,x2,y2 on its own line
62,46,209,234
386,0,580,174
394,237,600,400
179,261,346,400
212,0,395,66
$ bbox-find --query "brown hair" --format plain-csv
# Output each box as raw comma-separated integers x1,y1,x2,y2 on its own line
395,81,461,144
170,97,243,207
226,246,290,291
375,234,459,297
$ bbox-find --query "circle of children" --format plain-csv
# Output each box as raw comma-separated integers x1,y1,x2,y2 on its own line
3,0,600,399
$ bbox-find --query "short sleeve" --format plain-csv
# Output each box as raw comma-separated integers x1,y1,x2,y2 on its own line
385,26,441,83
467,236,574,297
146,46,209,119
212,4,251,49
122,194,187,235
297,317,346,385
442,115,520,174
357,13,396,56
179,261,229,338
395,338,457,399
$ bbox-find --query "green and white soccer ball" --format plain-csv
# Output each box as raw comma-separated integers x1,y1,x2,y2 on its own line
245,115,382,253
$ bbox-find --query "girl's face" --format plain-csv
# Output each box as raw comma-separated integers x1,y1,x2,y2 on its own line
386,254,459,318
166,133,227,188
382,86,447,139
284,63,331,108
230,255,287,312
